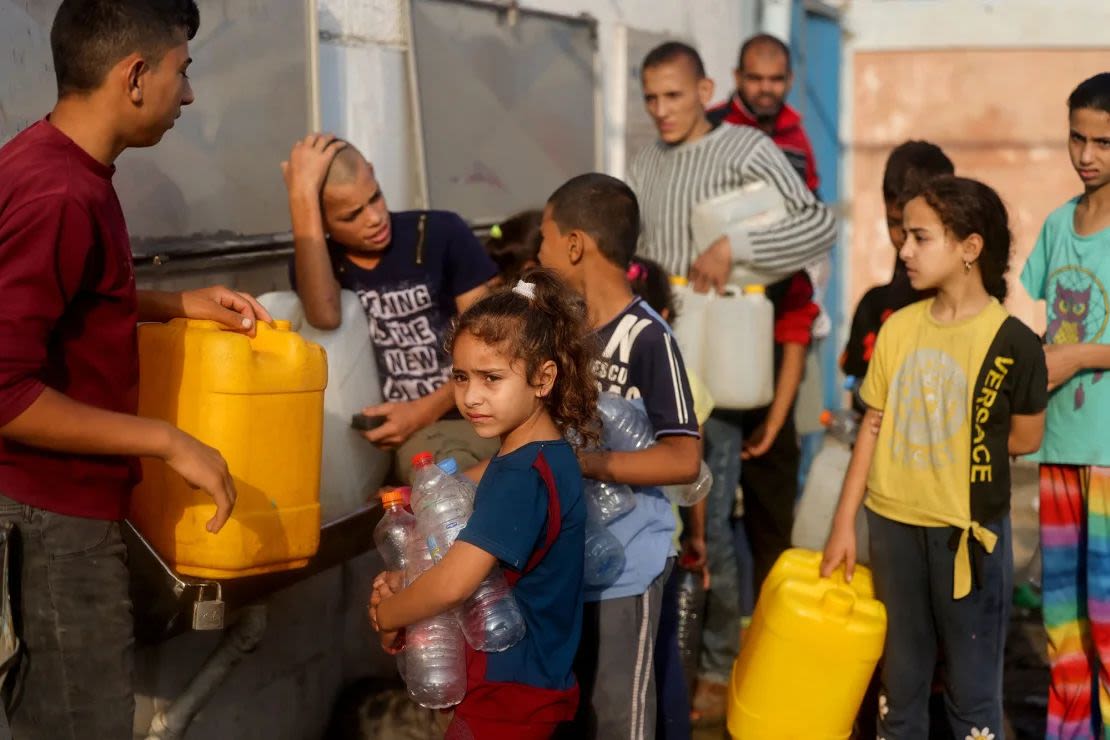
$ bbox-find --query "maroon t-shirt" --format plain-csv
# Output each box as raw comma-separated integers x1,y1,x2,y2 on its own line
0,119,140,520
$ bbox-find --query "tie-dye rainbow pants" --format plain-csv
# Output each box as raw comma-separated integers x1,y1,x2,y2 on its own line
1042,464,1110,739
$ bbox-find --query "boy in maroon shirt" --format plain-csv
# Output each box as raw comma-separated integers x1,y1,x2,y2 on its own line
0,1,270,736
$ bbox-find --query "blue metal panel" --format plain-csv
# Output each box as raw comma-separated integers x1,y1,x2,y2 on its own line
789,2,843,408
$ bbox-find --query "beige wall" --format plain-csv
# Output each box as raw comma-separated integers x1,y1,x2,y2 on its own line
849,48,1110,333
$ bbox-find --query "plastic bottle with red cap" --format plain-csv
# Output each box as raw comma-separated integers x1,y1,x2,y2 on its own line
410,452,472,561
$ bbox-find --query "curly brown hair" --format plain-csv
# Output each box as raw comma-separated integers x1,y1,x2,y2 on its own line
901,175,1012,301
447,267,601,447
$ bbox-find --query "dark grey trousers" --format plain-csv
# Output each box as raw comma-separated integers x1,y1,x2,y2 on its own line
868,509,1011,740
0,495,134,740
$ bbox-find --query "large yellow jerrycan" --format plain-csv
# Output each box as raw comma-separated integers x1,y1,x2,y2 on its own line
131,319,327,579
727,548,886,739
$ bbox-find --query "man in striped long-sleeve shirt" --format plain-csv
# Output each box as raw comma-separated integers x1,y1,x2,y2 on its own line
629,40,836,727
629,48,835,286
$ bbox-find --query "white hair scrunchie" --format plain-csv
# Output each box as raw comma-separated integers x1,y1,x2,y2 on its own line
512,279,537,301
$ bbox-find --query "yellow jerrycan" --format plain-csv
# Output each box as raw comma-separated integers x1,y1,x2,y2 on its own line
728,548,886,739
131,319,327,579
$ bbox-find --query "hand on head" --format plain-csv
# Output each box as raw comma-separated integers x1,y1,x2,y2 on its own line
280,133,348,196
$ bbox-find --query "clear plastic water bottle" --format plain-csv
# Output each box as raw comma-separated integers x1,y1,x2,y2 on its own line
421,454,527,653
438,457,477,505
585,479,637,523
820,409,860,447
675,565,707,696
373,488,415,571
583,514,625,589
597,392,655,451
373,489,415,683
663,460,714,506
401,537,466,708
411,452,472,562
460,569,526,653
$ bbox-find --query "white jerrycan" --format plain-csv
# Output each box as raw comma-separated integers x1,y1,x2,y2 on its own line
690,181,792,288
669,276,712,378
701,285,774,410
258,290,391,522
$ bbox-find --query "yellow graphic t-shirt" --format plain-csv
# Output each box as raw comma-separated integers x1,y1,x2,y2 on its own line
859,298,1046,597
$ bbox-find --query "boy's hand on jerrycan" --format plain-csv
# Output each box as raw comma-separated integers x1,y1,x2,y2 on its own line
180,286,274,338
820,518,857,583
163,428,238,533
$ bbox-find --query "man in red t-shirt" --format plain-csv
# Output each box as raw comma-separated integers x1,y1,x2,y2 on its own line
707,33,819,193
0,2,270,736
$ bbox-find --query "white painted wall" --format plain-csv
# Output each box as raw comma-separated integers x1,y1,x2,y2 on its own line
845,0,1110,52
316,0,757,210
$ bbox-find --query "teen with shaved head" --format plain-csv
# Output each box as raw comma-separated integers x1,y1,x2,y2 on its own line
282,135,499,482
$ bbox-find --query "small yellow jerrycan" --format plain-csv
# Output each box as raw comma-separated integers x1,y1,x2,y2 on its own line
727,548,886,740
131,319,327,579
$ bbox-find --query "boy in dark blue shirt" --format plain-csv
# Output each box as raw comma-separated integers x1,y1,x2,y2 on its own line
282,135,499,481
539,173,701,739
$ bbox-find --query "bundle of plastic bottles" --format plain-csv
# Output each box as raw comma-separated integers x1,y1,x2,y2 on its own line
596,392,713,506
372,454,527,708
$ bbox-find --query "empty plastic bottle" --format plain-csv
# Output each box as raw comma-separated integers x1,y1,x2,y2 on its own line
585,479,637,524
411,452,472,563
583,514,625,589
663,460,714,506
373,488,415,572
401,537,466,708
438,457,477,505
374,489,415,683
820,409,860,447
597,392,655,451
460,569,526,653
675,565,707,696
419,454,527,653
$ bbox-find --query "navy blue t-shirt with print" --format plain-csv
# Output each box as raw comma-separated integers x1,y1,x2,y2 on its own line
290,210,496,403
587,296,700,602
456,440,585,690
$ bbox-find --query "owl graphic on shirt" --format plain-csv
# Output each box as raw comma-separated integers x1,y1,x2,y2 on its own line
1047,282,1091,345
1046,280,1104,409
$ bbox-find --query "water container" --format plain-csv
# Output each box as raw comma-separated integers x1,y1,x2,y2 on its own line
583,515,625,589
727,549,886,740
373,489,415,572
429,458,525,652
132,319,326,579
585,479,637,524
821,409,860,447
670,277,712,376
664,460,713,506
703,285,774,410
402,537,466,708
690,182,791,288
790,435,869,565
410,453,472,562
460,569,527,653
258,291,391,522
437,457,476,505
676,566,707,695
597,392,654,452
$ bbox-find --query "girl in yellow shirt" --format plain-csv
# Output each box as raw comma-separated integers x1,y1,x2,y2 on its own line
821,176,1047,739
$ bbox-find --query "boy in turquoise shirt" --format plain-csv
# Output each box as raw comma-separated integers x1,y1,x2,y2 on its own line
1020,72,1110,740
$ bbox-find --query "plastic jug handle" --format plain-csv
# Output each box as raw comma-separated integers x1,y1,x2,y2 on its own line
821,588,855,617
